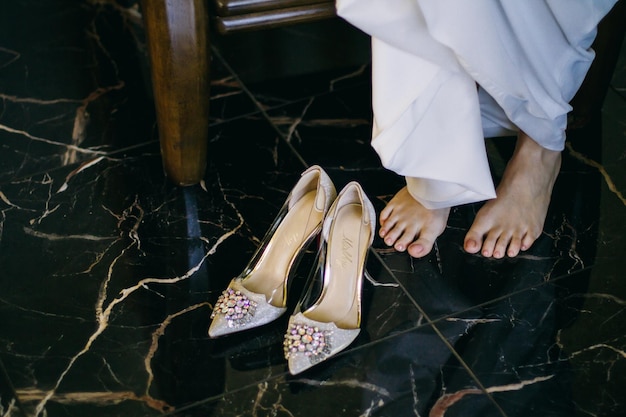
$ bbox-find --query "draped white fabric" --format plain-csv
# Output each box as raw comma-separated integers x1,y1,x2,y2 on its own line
336,0,617,209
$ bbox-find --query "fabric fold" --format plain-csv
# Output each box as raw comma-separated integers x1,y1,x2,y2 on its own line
370,39,496,209
337,0,617,208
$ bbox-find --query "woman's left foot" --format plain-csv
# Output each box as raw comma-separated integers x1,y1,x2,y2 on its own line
464,131,562,258
379,187,450,258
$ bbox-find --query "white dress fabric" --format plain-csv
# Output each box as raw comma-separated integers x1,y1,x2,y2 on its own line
336,0,618,209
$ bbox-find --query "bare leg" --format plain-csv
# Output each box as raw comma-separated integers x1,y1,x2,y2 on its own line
464,131,562,258
379,187,450,258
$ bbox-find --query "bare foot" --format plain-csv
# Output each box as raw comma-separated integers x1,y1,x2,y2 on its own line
464,131,561,258
379,187,450,258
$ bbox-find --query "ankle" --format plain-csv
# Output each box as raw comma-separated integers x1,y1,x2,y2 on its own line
515,131,561,165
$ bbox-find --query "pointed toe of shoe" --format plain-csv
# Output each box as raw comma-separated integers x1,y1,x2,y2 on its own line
283,313,360,375
208,314,237,338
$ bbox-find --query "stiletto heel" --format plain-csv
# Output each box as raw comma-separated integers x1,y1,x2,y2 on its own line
283,182,375,374
209,166,336,338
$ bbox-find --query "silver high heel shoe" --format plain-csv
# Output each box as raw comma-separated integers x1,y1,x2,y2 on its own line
283,182,375,374
209,166,336,338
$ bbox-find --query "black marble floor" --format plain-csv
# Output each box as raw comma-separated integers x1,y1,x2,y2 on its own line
1,2,626,417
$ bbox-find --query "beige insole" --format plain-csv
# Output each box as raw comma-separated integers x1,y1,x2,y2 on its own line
243,191,322,307
305,203,370,329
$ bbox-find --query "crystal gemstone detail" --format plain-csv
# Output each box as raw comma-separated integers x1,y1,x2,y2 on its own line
284,322,332,362
210,288,257,328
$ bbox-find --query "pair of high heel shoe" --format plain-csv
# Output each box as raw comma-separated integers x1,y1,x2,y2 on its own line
208,165,375,374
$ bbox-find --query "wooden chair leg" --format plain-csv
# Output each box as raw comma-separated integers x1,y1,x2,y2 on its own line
141,0,210,186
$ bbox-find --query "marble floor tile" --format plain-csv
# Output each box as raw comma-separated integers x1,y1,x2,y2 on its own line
1,1,625,417
166,323,508,417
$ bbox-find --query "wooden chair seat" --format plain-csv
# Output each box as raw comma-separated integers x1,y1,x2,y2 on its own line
214,0,336,34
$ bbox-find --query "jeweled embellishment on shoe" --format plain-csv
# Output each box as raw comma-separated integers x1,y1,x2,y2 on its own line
210,288,257,328
284,322,332,363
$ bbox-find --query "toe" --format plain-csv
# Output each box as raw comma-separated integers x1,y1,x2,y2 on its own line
493,233,512,259
481,231,499,258
407,242,427,258
380,203,393,223
507,235,523,257
520,233,536,251
407,239,431,258
407,226,440,258
463,231,483,254
382,221,404,247
379,215,394,238
379,214,398,241
394,242,407,252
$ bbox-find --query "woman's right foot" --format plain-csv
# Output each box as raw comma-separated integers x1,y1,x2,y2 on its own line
379,187,450,258
463,131,561,258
